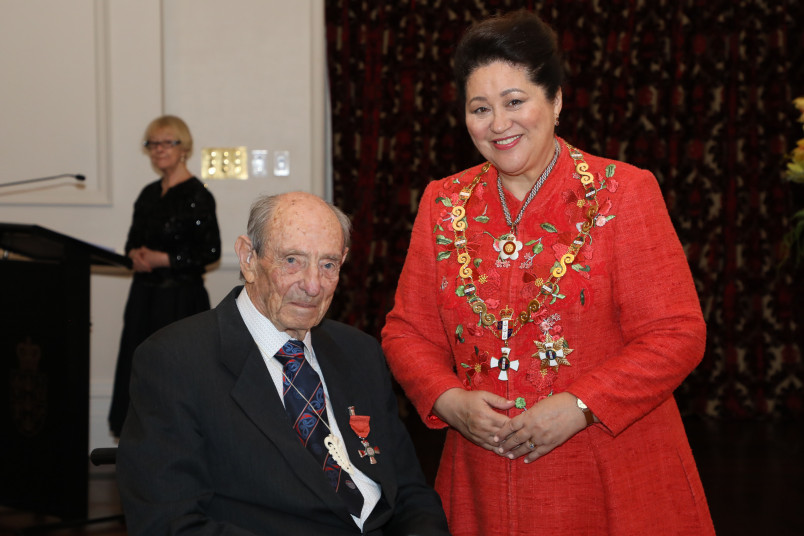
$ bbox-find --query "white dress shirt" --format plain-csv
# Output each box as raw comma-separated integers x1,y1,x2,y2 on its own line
236,288,381,529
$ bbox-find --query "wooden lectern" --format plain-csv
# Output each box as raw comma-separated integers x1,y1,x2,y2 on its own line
0,223,131,520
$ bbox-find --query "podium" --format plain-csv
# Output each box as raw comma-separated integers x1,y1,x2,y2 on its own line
0,223,131,520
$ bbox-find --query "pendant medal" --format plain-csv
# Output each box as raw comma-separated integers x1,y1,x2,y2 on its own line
348,406,380,464
501,237,518,256
494,233,523,262
489,307,518,380
490,346,518,381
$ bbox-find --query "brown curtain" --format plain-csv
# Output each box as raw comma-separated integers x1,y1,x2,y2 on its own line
325,0,804,418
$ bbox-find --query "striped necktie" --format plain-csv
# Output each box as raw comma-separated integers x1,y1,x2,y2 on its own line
274,339,364,517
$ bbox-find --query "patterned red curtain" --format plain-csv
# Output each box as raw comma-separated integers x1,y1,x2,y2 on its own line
325,0,804,418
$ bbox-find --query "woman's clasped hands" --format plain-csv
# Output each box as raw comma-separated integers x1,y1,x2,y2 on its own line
128,246,170,273
434,388,588,463
494,392,589,463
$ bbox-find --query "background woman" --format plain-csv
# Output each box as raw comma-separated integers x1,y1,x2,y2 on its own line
108,115,221,437
382,11,715,535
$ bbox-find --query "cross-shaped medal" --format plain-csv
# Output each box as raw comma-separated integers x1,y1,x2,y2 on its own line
358,439,380,464
489,346,519,381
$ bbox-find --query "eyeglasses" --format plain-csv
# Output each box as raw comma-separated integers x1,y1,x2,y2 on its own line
144,140,181,150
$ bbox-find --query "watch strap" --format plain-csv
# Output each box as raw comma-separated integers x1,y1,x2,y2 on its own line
582,407,594,426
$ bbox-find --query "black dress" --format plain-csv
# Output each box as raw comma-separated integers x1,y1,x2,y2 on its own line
109,177,221,436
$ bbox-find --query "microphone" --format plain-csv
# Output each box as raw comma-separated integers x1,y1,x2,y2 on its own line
0,173,86,188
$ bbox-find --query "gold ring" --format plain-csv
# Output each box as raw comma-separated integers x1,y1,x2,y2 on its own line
527,441,536,450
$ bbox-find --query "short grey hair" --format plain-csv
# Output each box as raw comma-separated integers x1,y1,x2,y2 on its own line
246,193,352,256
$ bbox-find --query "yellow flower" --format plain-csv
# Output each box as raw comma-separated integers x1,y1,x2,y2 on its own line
793,140,804,163
787,161,804,183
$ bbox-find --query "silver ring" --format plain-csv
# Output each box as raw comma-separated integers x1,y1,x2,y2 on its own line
527,441,536,450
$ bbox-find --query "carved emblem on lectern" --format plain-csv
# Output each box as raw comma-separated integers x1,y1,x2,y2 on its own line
10,336,47,437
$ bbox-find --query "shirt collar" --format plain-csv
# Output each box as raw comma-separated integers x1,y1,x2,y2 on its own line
235,287,313,358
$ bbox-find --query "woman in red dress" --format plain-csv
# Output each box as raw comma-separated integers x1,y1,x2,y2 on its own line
382,11,715,535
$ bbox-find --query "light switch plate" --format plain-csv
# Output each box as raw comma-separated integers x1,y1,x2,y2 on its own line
251,150,268,177
274,150,290,176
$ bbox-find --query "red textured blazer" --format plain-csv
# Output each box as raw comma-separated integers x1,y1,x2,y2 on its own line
383,139,715,535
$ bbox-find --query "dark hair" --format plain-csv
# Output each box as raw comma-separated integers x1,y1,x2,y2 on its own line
453,10,564,105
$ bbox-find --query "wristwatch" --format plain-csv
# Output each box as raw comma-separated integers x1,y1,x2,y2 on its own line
576,397,595,427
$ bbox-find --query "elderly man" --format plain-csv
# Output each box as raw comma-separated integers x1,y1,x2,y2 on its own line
117,192,449,535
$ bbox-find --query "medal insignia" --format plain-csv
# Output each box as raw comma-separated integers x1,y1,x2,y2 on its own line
533,332,573,374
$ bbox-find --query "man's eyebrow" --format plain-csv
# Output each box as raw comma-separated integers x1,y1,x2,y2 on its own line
277,250,341,262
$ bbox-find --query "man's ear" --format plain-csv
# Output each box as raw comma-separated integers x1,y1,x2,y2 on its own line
234,235,256,282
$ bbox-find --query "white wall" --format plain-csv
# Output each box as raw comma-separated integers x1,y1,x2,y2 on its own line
0,0,326,449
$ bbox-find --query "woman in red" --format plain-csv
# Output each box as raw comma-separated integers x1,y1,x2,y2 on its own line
382,11,715,535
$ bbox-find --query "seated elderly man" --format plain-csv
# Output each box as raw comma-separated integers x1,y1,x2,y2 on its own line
117,191,449,535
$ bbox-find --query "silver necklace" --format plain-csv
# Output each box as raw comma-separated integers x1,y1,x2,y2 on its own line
497,137,560,237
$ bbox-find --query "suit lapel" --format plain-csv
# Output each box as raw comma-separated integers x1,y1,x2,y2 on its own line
215,289,354,525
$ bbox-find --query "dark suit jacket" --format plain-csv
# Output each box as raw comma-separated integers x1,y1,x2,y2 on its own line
118,287,449,536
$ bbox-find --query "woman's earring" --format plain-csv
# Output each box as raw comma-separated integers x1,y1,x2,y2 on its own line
554,116,560,127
